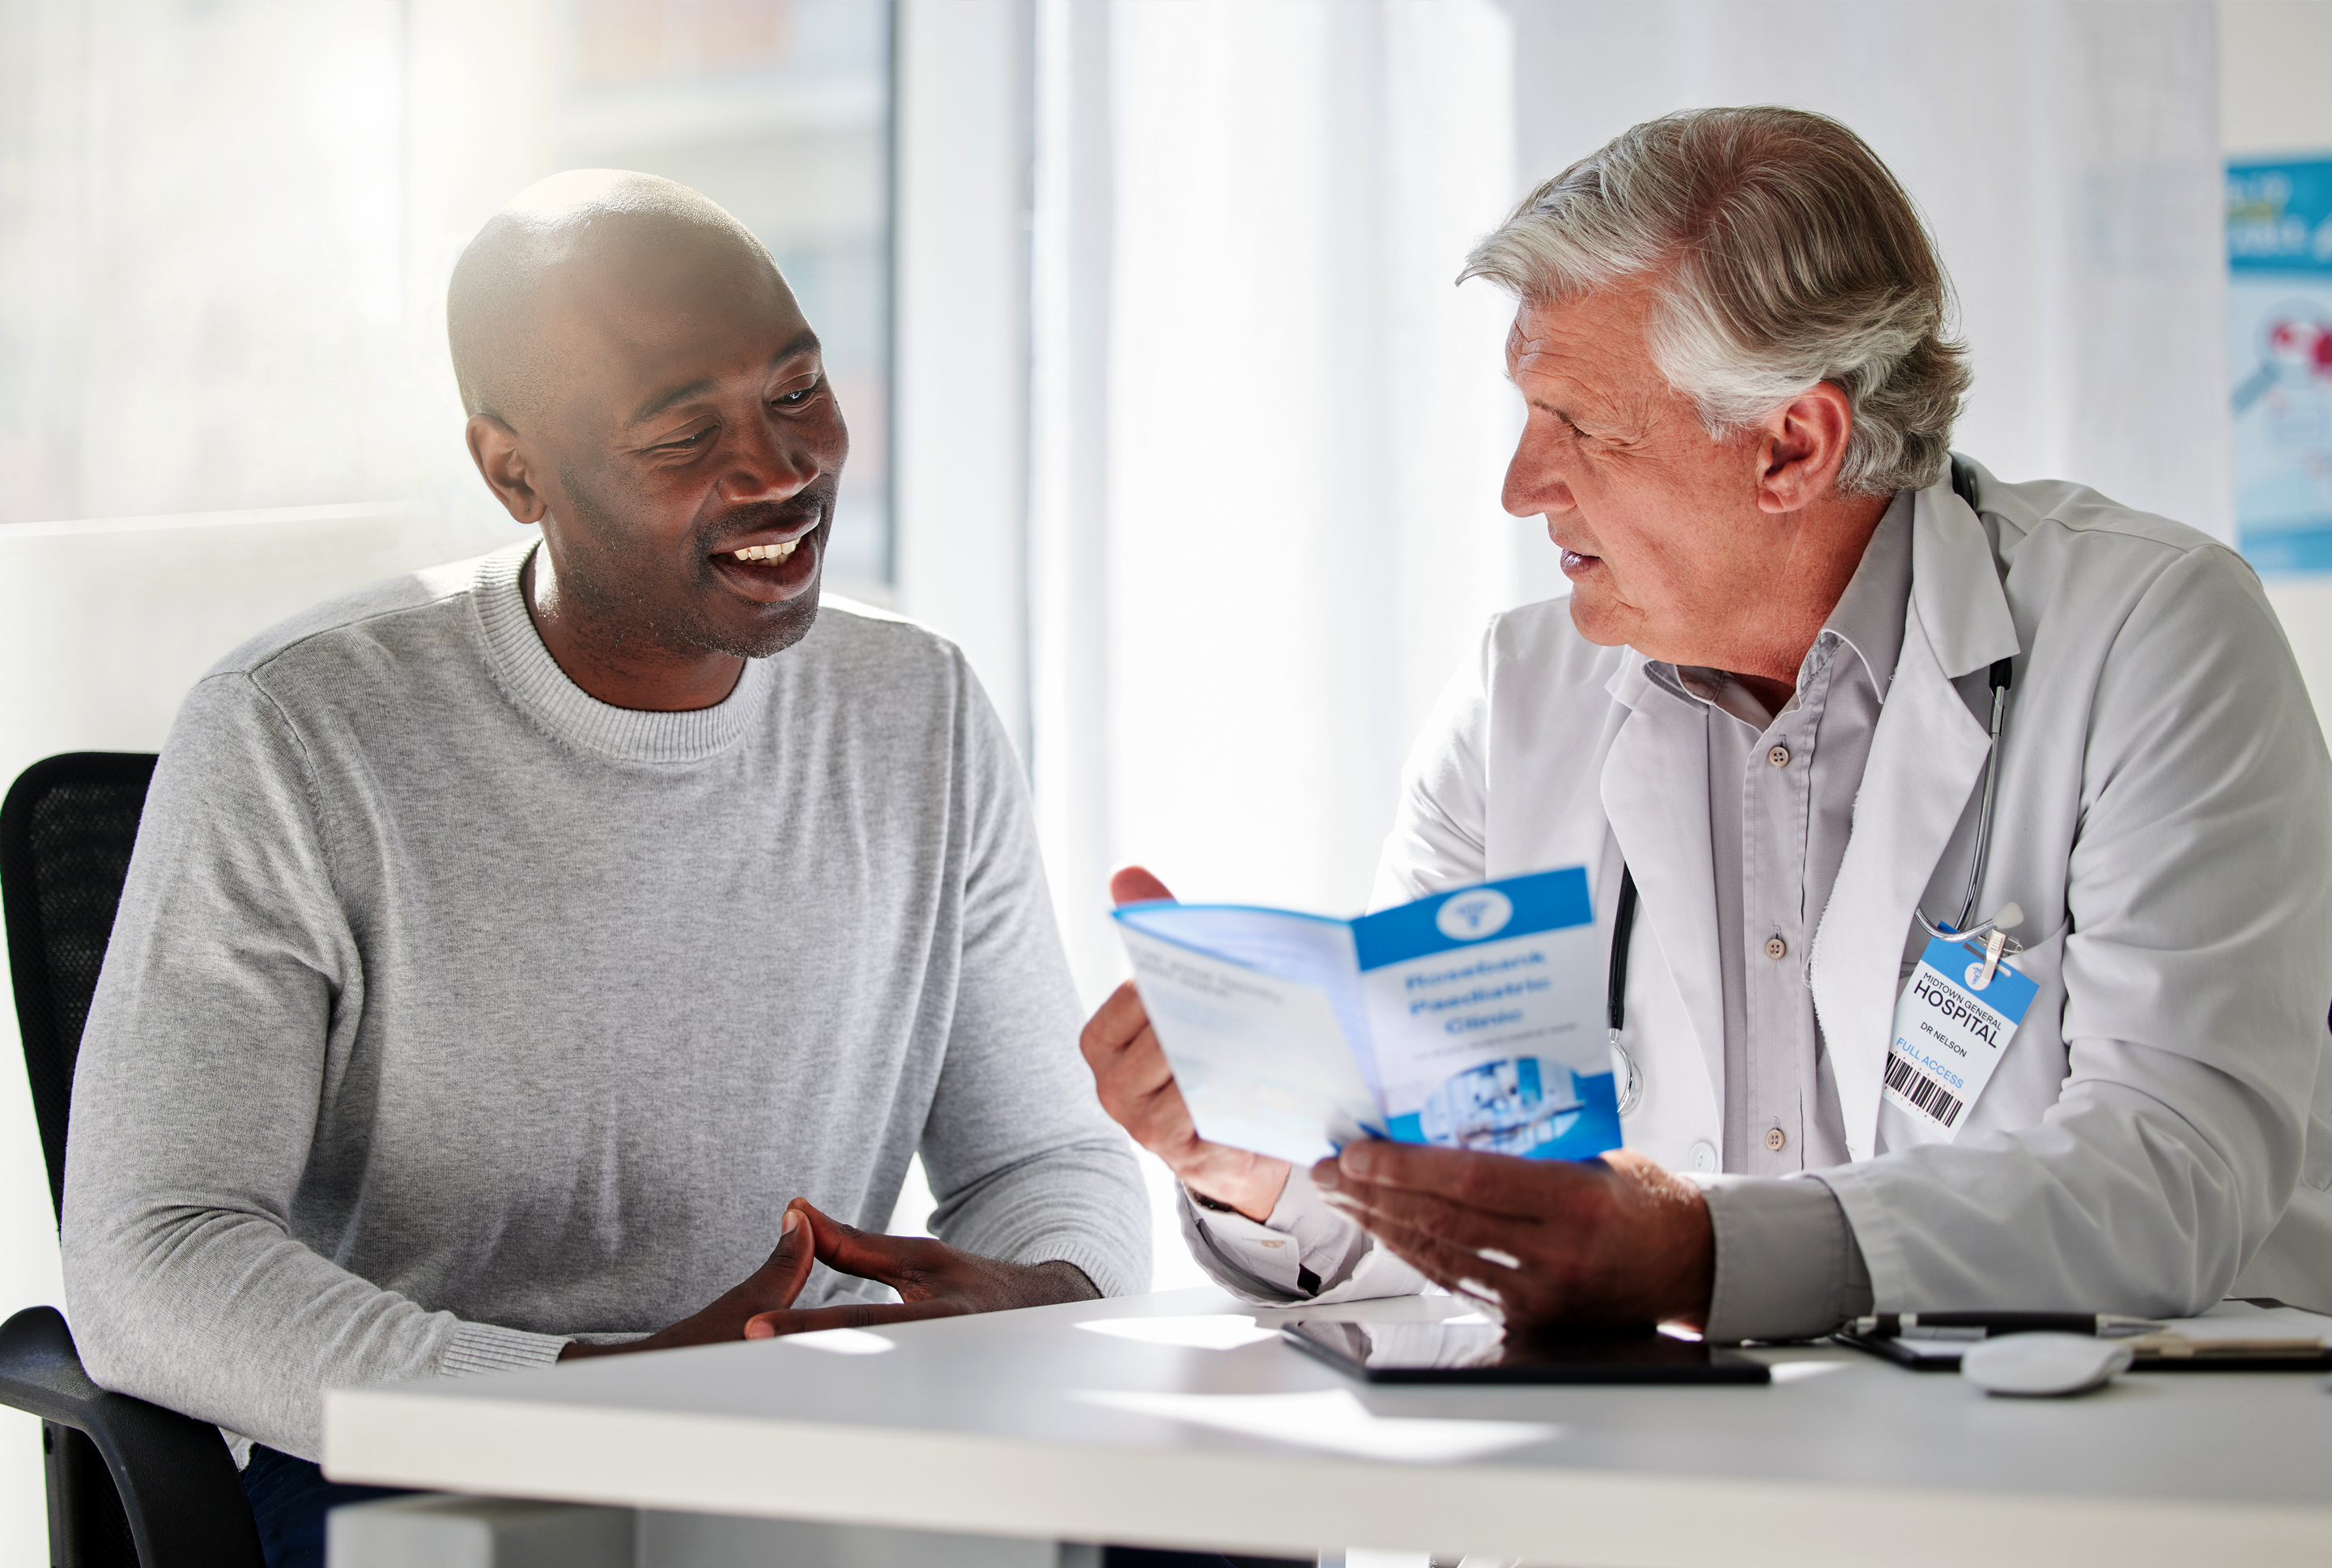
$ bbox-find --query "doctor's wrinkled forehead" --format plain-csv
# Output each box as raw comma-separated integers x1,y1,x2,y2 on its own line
445,168,798,435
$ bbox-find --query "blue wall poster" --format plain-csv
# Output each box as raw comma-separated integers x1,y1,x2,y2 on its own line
2229,156,2332,576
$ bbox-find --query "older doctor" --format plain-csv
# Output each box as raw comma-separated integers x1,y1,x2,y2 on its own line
1081,105,2332,1341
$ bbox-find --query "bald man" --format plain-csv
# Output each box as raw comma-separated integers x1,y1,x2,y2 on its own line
61,172,1147,1564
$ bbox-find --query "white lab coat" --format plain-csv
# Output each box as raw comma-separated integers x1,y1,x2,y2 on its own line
1366,460,2332,1316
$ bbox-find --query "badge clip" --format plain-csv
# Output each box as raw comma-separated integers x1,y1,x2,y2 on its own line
1966,929,2007,992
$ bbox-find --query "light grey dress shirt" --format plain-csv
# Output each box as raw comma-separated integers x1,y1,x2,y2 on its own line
1662,490,1913,1334
1188,494,1924,1339
1683,493,1909,1170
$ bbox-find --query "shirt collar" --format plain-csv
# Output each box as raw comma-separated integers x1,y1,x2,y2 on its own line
471,540,770,763
1820,487,1914,700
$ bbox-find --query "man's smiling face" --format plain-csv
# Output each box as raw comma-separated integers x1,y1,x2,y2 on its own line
1500,276,1777,670
530,223,848,663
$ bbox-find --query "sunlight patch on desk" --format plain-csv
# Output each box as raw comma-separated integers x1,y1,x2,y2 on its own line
1070,1388,1560,1462
1075,1315,1282,1350
781,1328,897,1356
1767,1360,1849,1383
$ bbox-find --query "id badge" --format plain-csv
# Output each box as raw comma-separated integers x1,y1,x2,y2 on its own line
1884,934,2037,1141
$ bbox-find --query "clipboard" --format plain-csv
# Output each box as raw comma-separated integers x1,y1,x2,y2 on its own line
1832,1299,2332,1374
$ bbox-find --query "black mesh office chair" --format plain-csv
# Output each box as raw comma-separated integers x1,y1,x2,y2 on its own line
0,753,263,1568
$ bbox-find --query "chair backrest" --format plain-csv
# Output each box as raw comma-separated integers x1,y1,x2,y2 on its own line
0,753,160,1224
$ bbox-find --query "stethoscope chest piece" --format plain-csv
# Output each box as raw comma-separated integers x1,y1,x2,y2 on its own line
1610,1034,1642,1118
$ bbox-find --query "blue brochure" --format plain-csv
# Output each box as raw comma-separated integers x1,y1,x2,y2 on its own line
1113,868,1620,1166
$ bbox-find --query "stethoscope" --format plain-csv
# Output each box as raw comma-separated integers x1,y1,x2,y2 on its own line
1603,458,2018,1120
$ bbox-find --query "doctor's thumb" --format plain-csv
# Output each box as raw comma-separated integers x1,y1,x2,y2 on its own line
1109,865,1177,907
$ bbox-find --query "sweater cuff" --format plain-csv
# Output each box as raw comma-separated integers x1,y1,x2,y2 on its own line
1699,1174,1874,1343
440,1321,572,1379
1024,1238,1145,1301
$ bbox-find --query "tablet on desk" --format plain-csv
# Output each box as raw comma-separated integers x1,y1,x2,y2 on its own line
1280,1318,1772,1384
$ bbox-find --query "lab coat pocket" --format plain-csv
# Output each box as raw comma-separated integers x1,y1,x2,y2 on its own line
2300,1048,2332,1192
1877,923,2069,1153
1960,922,2070,1141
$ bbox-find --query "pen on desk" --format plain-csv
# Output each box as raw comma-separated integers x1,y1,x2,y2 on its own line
1847,1312,2166,1340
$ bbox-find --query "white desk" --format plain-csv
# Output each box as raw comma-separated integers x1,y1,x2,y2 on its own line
323,1287,2332,1567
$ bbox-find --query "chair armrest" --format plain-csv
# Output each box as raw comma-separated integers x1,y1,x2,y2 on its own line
0,1306,263,1568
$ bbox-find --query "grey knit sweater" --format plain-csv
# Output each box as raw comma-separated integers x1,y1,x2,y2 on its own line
60,542,1147,1460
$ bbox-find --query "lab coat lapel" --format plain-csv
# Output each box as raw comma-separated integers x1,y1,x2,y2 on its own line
1811,468,2021,1159
1600,657,1727,1107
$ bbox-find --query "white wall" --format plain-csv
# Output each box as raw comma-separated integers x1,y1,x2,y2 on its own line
2225,0,2332,729
893,0,1033,751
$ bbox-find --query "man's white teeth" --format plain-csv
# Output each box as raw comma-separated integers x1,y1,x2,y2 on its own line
730,541,799,563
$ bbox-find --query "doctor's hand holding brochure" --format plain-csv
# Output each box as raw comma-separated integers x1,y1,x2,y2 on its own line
1111,867,1622,1168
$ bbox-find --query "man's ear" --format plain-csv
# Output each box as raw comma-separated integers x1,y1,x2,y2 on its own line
466,413,550,525
1752,380,1854,514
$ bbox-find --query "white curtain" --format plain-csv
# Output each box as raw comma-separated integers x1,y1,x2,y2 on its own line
1027,0,2229,1013
1501,0,2231,542
1032,0,1532,1004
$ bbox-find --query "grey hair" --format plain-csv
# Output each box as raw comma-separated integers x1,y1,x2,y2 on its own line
1462,107,1968,495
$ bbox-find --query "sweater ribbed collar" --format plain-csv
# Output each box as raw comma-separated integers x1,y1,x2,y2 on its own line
470,542,768,764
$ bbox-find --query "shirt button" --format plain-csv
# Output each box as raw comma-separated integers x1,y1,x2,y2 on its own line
1765,1127,1787,1152
1764,935,1788,960
1767,744,1791,767
1688,1141,1718,1172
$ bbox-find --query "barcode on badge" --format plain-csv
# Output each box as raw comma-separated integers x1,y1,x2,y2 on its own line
1884,1050,1964,1128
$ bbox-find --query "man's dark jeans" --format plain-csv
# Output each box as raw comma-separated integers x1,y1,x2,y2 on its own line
241,1445,1308,1568
240,1444,411,1568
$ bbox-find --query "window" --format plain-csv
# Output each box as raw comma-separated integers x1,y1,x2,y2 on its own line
0,0,899,595
555,0,896,593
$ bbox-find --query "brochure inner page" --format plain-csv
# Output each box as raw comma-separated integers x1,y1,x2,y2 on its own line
1113,902,1380,1082
1113,907,1383,1165
1351,868,1619,1160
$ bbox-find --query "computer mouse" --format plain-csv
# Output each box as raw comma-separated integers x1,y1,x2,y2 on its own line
1960,1332,2134,1397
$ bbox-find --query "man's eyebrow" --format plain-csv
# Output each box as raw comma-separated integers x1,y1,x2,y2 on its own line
625,330,823,427
628,378,715,427
1506,352,1577,416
